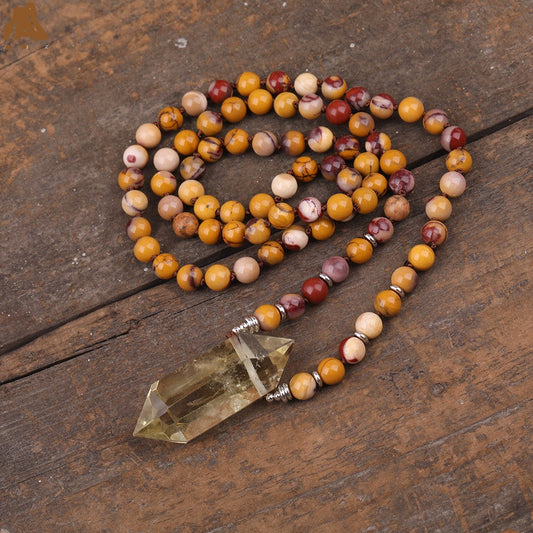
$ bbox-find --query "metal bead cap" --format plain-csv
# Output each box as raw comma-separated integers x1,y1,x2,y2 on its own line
231,315,260,335
265,383,293,402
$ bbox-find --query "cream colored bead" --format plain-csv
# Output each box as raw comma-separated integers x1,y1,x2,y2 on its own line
271,173,298,199
123,144,149,168
252,131,278,156
355,312,383,339
425,195,453,221
293,72,319,96
181,90,208,116
135,123,162,149
307,126,334,153
233,257,261,284
339,337,366,364
153,147,180,171
440,171,466,197
289,372,317,400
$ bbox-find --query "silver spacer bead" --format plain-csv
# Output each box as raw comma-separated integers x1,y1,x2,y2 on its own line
231,315,260,335
363,233,378,248
274,303,287,321
312,370,323,388
319,272,334,287
389,284,406,298
265,383,293,402
353,331,369,344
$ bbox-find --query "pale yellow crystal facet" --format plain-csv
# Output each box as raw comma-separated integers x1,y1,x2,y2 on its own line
133,333,293,443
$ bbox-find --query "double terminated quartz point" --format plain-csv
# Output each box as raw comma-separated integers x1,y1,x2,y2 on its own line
133,332,294,443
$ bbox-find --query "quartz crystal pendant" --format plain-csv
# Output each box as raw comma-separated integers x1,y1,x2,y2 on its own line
133,333,294,443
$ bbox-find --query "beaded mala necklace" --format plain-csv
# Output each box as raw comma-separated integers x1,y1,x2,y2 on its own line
120,71,472,443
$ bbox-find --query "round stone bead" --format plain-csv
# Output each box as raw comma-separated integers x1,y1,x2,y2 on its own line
152,253,179,280
292,156,319,182
173,130,200,156
423,109,449,135
289,372,317,400
440,171,466,197
158,106,184,131
326,193,354,221
380,149,407,175
219,200,246,223
389,169,416,195
221,96,248,123
282,225,309,251
298,94,324,120
207,79,233,103
334,135,360,160
178,179,205,206
317,357,345,385
222,221,246,247
408,244,436,271
252,131,278,157
268,202,295,229
266,70,291,94
279,293,306,320
368,217,394,244
362,173,388,197
273,92,299,118
135,123,162,149
308,216,336,240
421,220,448,247
280,130,306,156
355,312,383,339
197,137,224,163
346,237,373,264
181,90,208,116
441,126,467,151
308,126,335,153
176,264,203,291
398,96,424,123
349,112,375,137
258,241,284,266
271,173,298,199
118,167,144,191
172,212,199,239
365,131,391,156
247,88,273,115
122,190,148,216
446,149,472,173
193,195,220,221
236,71,261,96
369,93,395,119
293,72,319,96
151,171,177,196
133,236,160,263
204,264,232,291
180,156,206,181
338,336,366,364
224,128,250,155
345,86,371,111
196,111,223,136
353,152,380,176
384,195,410,221
158,195,183,221
390,266,418,293
233,257,260,284
126,216,151,241
325,99,352,125
254,304,281,331
321,75,347,99
301,277,329,304
123,144,149,168
198,218,222,245
321,155,345,181
153,147,180,172
297,197,322,223
425,195,452,221
249,193,275,219
374,289,402,317
337,168,362,194
352,187,378,214
322,256,350,283
244,218,271,245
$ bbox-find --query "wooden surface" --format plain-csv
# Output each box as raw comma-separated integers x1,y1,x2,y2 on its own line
0,1,532,531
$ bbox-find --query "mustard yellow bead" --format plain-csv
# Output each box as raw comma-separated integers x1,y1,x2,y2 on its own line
292,156,319,182
425,195,453,221
236,71,261,96
346,237,374,264
446,148,472,173
268,202,295,230
193,195,220,221
152,253,179,280
204,264,232,291
118,167,144,191
219,200,246,223
222,221,246,247
362,173,388,197
196,110,223,136
173,129,200,156
158,106,183,131
353,152,380,176
274,92,299,118
423,109,450,135
249,193,275,219
398,96,425,123
308,216,336,240
289,372,316,400
280,130,306,156
326,193,354,221
390,266,418,293
197,218,222,245
150,171,177,197
253,304,281,331
224,128,250,155
352,187,378,214
349,112,375,137
178,179,205,206
317,357,345,385
126,216,151,241
408,244,436,271
380,149,407,175
221,96,247,123
197,137,224,163
176,264,203,291
133,236,160,263
258,240,284,265
245,218,271,245
247,88,273,115
374,289,402,317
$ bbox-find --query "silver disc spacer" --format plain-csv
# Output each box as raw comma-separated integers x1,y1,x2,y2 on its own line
363,233,378,248
319,273,333,287
274,303,287,321
353,331,369,344
231,315,260,335
312,370,323,388
389,284,406,298
265,383,292,402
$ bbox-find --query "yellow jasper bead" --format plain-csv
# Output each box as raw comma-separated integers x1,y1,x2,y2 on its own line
224,128,250,155
253,304,281,331
158,106,183,131
133,236,160,263
380,149,407,175
118,167,144,191
173,129,200,156
197,218,222,245
317,357,345,385
196,111,223,136
176,264,203,291
354,312,383,339
222,221,246,247
150,171,177,196
126,216,151,241
362,173,388,197
374,289,402,317
197,137,224,163
258,240,284,265
292,156,319,182
247,88,273,115
390,266,418,293
249,193,275,219
204,264,232,291
219,200,246,223
152,253,179,280
398,96,425,123
193,195,220,220
408,244,436,271
236,71,261,96
244,218,271,245
289,372,317,400
346,237,373,264
308,216,336,240
349,112,375,137
274,92,299,118
178,179,205,206
446,148,472,173
326,193,354,221
221,96,247,123
122,190,148,216
352,187,378,214
353,152,380,176
268,202,295,230
425,195,453,221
